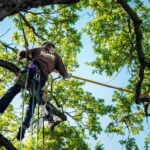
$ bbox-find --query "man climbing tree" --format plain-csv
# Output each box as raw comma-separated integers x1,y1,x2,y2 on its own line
0,41,70,140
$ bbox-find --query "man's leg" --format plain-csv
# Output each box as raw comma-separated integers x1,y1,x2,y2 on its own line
21,62,40,127
23,96,38,127
17,95,37,140
17,83,46,140
22,76,47,127
0,83,22,113
17,67,47,140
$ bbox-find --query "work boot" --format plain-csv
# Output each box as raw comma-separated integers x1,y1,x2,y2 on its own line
17,124,27,140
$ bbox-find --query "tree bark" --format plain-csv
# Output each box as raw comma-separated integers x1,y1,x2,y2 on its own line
0,0,80,21
117,0,145,104
0,59,20,75
0,134,17,150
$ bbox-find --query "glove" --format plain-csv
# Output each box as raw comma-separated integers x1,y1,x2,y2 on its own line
63,73,72,79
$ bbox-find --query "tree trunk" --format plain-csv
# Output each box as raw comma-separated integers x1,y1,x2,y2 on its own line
0,0,80,21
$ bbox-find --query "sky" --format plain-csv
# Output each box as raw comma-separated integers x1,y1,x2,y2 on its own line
0,7,149,150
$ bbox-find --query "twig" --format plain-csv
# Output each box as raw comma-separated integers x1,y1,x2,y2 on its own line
0,28,11,38
0,41,18,52
19,13,46,41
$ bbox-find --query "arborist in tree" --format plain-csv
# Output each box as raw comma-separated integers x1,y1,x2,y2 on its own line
0,41,70,140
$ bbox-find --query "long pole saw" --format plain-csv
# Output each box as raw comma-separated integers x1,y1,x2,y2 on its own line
72,75,133,93
72,75,150,98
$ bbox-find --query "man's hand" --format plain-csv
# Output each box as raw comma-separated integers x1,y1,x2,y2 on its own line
63,73,72,79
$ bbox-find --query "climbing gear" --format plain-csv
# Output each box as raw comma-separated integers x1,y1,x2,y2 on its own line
19,12,29,150
18,68,30,150
19,13,29,50
18,63,41,150
18,12,44,149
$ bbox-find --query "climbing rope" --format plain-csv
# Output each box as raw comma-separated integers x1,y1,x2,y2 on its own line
35,71,41,150
42,119,45,150
19,12,41,150
19,12,42,150
31,78,36,148
19,13,29,50
19,13,30,150
37,100,40,150
30,68,41,149
19,68,29,150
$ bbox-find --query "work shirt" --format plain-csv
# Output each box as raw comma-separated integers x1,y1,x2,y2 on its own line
19,47,68,78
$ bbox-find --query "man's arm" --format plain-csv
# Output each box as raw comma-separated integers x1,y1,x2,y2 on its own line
55,53,69,79
19,48,40,60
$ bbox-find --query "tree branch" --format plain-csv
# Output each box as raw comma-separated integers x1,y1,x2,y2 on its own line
0,41,18,52
0,0,80,21
0,59,20,75
0,133,17,150
117,0,145,104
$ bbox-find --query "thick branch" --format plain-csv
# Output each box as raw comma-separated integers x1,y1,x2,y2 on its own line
117,0,142,24
47,102,67,121
0,133,17,150
117,0,145,104
49,119,63,131
0,0,80,21
135,66,145,103
0,59,20,74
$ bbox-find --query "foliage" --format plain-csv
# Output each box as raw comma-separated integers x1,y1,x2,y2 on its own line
82,0,150,149
95,141,104,150
0,0,150,149
119,138,139,150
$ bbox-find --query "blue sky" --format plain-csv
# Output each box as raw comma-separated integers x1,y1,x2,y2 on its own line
0,8,149,150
